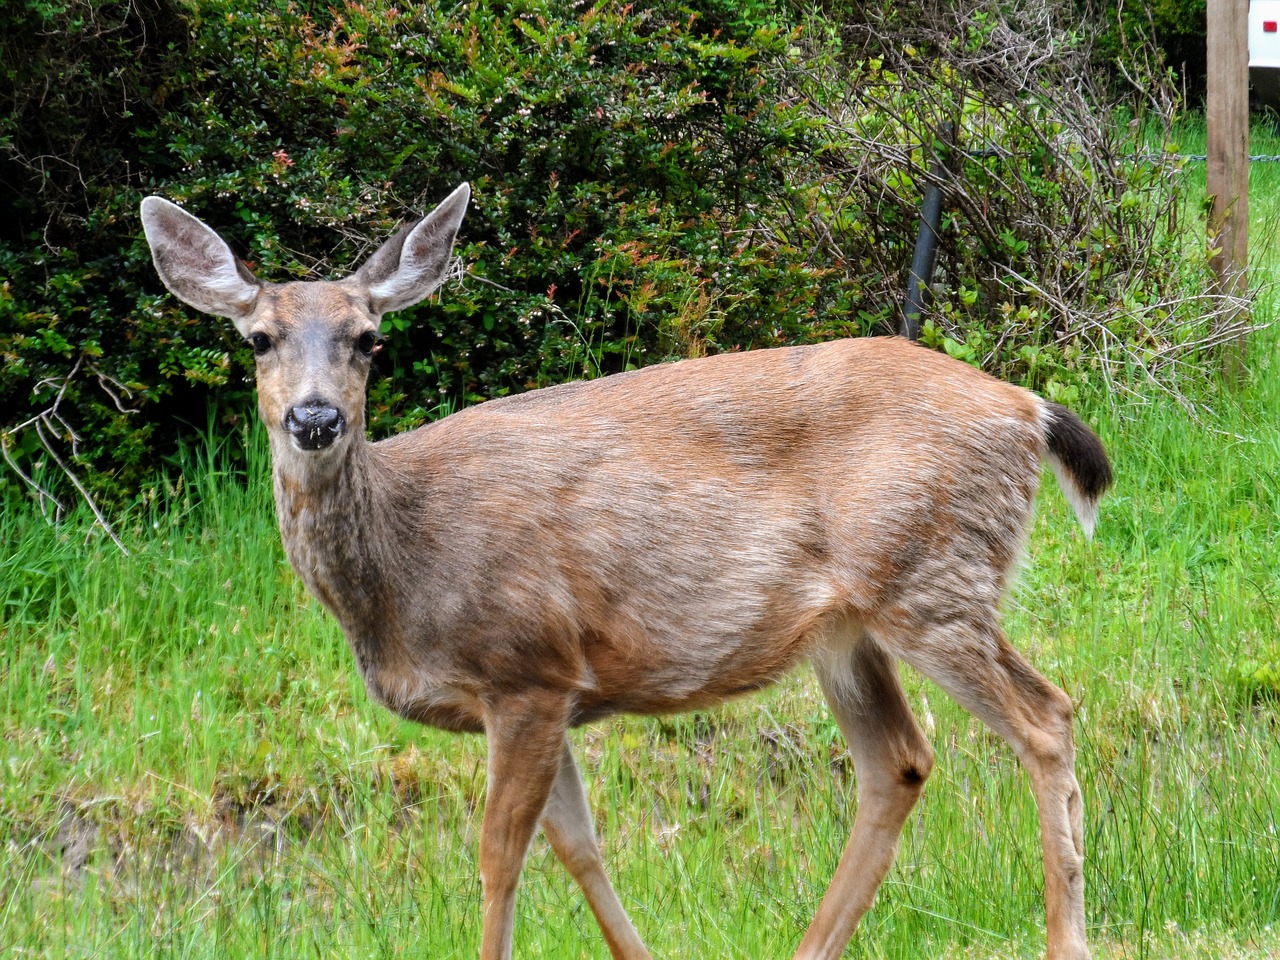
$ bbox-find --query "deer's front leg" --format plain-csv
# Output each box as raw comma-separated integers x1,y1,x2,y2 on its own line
479,690,573,960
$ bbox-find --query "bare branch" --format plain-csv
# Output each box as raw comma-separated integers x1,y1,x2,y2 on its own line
769,0,1246,402
90,364,140,415
1,355,131,555
32,419,130,556
0,432,67,521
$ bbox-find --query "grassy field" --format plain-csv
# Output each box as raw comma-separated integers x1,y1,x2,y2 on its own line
3,142,1280,957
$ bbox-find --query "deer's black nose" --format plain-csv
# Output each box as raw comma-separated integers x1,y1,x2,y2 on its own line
284,400,345,450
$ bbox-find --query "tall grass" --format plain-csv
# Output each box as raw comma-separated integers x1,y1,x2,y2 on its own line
3,140,1280,960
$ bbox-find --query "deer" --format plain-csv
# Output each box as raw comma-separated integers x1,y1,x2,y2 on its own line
140,182,1110,960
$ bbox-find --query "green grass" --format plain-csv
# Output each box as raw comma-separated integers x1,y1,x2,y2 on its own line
4,129,1280,958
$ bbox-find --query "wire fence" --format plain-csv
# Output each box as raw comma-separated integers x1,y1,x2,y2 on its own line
945,150,1280,164
1158,154,1280,163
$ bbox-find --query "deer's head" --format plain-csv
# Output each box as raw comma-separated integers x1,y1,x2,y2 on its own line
140,185,470,462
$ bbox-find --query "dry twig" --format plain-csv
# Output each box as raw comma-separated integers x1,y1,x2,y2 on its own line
2,355,132,555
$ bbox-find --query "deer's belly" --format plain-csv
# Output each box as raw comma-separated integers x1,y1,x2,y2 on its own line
358,656,485,733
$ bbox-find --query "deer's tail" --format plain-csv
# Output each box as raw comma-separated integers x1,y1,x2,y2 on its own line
1040,402,1112,539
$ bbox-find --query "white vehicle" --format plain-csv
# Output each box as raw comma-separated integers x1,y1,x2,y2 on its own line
1251,0,1280,106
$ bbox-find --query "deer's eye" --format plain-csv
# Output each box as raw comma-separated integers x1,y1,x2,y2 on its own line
248,332,272,356
356,331,382,357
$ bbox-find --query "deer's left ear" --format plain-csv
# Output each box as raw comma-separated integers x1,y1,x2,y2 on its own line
140,196,261,335
350,183,470,316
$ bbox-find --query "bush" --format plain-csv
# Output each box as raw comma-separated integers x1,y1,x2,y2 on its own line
790,1,1237,404
1084,0,1207,102
0,0,1236,514
2,0,864,509
0,0,192,500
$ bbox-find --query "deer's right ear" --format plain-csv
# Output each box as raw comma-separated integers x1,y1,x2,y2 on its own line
140,196,261,334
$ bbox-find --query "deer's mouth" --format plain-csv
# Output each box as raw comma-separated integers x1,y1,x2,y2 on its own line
283,400,347,451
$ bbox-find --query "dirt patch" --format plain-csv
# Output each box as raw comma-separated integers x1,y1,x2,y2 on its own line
22,794,317,897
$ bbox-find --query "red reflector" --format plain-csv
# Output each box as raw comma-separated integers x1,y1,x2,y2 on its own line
1267,20,1279,31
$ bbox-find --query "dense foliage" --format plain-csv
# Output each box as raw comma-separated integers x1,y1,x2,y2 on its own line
2,0,861,504
1085,0,1207,100
0,0,1224,508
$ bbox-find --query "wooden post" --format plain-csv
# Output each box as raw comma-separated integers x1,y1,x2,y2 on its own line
1207,0,1250,377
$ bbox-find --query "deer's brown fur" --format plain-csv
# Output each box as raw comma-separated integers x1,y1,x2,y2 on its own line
141,184,1110,960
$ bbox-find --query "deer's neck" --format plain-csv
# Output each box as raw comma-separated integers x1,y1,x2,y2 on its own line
271,435,403,647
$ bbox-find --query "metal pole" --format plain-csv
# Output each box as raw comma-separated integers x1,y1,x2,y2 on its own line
901,126,951,341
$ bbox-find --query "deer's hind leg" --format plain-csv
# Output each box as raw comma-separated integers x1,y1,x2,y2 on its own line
874,613,1089,960
794,624,935,960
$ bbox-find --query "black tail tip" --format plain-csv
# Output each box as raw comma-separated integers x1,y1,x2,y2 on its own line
1044,402,1112,501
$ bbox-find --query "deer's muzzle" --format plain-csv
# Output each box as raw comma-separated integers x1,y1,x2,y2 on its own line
284,400,346,451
